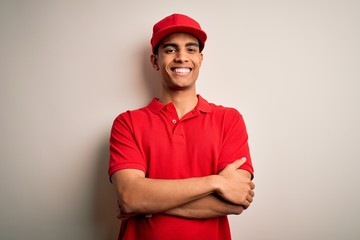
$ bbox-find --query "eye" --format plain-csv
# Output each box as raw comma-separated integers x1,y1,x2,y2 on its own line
164,48,177,54
187,47,198,53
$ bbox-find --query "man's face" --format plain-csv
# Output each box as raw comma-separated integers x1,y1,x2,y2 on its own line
152,32,203,92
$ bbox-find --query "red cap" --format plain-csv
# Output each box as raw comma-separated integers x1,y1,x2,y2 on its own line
151,13,207,53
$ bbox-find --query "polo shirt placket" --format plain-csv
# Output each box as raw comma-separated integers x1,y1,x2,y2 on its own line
163,103,205,145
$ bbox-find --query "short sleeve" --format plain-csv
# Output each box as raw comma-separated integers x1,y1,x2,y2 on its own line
217,109,254,177
108,112,147,181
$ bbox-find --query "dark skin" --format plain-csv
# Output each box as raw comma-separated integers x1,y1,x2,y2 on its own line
113,33,255,219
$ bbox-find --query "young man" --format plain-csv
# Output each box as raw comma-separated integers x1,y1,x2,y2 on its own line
108,13,255,240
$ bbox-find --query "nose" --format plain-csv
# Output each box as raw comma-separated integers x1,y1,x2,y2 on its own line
174,50,189,62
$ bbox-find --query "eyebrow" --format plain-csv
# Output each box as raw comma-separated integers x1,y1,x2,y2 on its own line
162,42,200,49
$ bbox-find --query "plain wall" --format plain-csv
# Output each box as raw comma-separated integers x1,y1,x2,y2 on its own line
1,1,359,239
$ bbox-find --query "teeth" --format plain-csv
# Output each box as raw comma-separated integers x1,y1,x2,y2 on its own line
173,68,190,73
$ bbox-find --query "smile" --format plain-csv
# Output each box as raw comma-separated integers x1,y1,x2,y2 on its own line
171,67,191,74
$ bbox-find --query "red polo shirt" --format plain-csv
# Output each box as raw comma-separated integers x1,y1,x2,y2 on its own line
109,95,253,240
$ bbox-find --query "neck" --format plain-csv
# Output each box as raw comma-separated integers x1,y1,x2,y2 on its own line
160,90,198,119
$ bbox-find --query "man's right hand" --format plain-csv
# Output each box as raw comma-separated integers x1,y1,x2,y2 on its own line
216,158,255,208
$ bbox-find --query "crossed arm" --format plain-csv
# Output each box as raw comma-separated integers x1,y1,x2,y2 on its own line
112,158,255,219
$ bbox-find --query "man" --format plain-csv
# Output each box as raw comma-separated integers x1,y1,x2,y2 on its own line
108,13,255,240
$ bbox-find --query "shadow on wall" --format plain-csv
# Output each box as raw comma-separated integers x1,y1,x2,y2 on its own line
93,137,120,240
91,45,160,239
141,46,161,100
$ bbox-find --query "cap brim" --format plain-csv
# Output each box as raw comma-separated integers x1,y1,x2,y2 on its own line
151,26,207,53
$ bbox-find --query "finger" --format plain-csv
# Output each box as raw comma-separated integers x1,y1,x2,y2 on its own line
241,201,250,209
250,182,255,190
247,192,254,202
231,158,246,169
249,190,255,197
229,205,245,215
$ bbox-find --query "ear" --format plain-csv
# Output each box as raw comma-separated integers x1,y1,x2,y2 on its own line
150,54,159,71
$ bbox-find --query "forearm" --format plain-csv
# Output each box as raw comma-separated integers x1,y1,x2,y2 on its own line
164,168,253,219
164,194,245,219
113,170,221,215
112,160,254,217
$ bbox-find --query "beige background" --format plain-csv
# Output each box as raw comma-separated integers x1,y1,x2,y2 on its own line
1,1,359,239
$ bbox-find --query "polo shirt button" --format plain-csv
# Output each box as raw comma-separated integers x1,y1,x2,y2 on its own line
172,119,177,124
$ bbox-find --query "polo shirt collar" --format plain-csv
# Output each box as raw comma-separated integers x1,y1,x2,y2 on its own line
195,94,212,113
148,94,212,115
